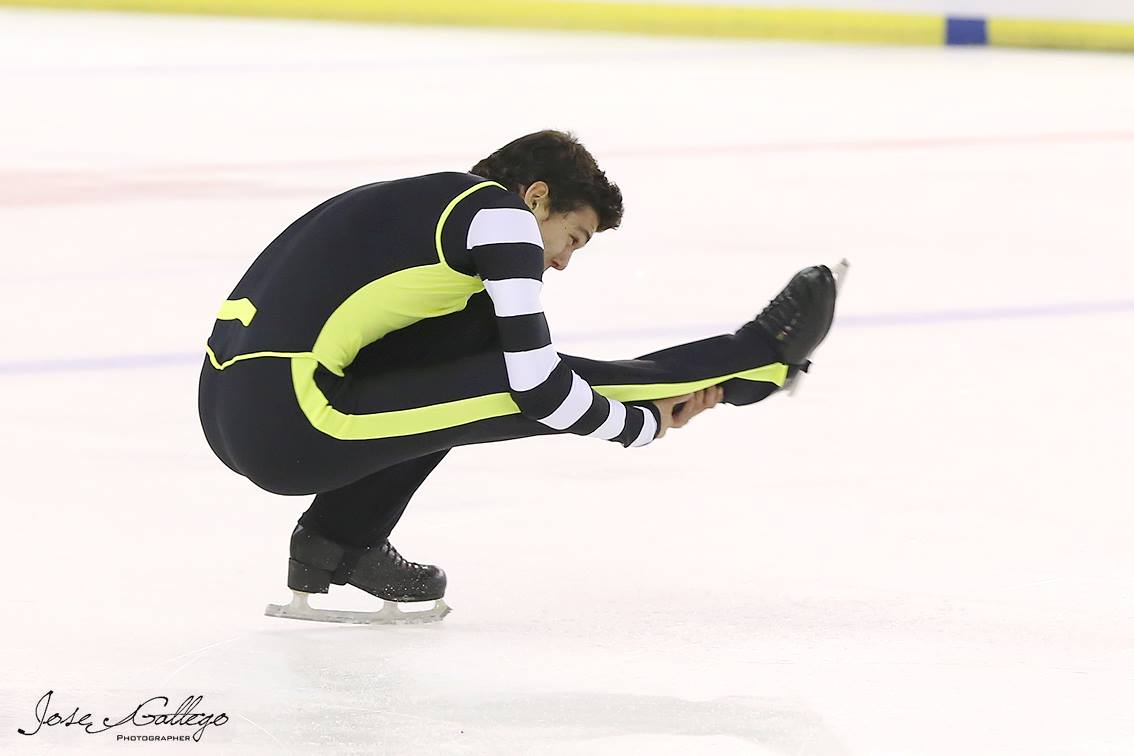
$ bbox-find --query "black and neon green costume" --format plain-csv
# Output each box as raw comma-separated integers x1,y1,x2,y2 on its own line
198,172,787,547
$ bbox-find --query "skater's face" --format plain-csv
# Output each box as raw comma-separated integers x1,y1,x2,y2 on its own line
522,181,599,273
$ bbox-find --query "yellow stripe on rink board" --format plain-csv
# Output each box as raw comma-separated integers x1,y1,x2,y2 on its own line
0,0,945,46
988,18,1134,52
6,0,1134,51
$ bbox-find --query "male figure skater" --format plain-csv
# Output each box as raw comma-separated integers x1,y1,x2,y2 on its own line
198,130,843,623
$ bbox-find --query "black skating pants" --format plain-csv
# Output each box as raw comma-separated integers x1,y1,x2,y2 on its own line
199,293,784,548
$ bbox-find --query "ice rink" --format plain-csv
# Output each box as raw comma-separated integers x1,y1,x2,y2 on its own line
1,7,1132,754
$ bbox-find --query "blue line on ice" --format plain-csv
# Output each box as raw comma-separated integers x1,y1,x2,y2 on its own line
2,299,1132,376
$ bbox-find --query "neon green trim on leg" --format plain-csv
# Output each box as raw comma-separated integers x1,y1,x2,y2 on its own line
290,356,788,441
594,363,788,402
291,356,520,440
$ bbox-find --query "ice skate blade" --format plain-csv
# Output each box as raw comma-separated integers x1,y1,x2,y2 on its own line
265,591,450,625
831,258,850,293
785,369,806,397
785,258,847,399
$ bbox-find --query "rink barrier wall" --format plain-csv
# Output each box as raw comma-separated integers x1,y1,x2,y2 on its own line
2,0,1134,51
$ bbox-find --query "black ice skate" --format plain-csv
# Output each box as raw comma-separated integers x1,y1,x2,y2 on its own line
265,526,450,625
748,259,849,395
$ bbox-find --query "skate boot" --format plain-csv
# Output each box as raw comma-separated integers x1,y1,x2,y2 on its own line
265,525,450,625
333,539,447,602
744,259,849,394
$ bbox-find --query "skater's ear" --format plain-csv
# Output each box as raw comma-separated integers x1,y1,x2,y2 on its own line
521,181,552,220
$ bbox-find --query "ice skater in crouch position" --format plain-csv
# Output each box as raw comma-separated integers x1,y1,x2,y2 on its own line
198,130,847,624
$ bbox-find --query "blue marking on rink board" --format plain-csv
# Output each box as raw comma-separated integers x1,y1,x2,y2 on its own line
946,17,989,45
2,299,1133,376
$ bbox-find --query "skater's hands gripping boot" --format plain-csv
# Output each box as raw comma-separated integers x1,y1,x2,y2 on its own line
652,386,725,438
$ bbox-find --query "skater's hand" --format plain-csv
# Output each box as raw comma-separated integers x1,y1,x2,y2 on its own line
652,386,725,438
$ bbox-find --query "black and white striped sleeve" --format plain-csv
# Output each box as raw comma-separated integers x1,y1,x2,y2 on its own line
465,202,660,448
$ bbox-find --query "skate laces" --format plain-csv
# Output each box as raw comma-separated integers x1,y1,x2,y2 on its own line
756,288,802,340
380,541,428,572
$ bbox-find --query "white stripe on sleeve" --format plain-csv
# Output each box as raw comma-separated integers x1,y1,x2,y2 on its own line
502,345,560,392
629,407,658,447
483,278,543,317
467,207,543,249
538,372,592,430
586,397,626,441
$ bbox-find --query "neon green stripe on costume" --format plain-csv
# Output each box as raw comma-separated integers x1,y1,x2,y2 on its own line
207,181,498,378
302,179,501,377
434,180,505,266
291,356,789,441
291,357,521,440
217,298,257,326
308,263,486,377
205,345,319,371
595,363,789,401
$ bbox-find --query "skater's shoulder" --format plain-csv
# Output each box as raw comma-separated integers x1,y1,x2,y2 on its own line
334,172,523,213
419,171,519,199
342,171,491,194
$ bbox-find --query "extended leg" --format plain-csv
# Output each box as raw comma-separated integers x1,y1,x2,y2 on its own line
271,450,455,626
207,266,838,497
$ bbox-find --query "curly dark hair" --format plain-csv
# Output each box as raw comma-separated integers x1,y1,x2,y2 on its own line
470,130,623,232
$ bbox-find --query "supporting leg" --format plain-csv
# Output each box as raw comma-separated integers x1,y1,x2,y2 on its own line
297,449,450,548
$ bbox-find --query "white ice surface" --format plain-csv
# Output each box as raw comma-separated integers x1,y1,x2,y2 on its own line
0,9,1132,755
